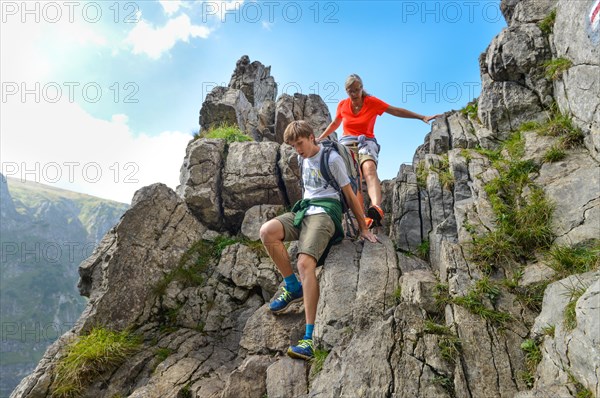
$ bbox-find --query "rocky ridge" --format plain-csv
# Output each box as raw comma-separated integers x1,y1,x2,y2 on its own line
10,0,599,397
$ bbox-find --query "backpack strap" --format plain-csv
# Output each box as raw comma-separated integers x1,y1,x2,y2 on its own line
319,141,350,214
297,154,304,193
319,143,339,192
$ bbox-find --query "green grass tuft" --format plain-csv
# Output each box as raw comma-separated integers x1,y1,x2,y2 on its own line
431,375,455,394
543,146,566,163
52,328,141,398
541,324,555,337
433,283,452,312
521,338,542,367
439,335,462,364
475,146,502,163
179,384,192,398
514,282,548,312
417,240,430,260
520,338,542,389
504,131,526,159
437,155,454,191
544,57,573,81
461,98,480,122
155,348,172,364
416,161,428,189
518,121,542,132
523,111,584,149
196,124,252,143
547,240,600,279
310,348,329,379
563,283,587,331
424,320,452,336
453,278,512,326
502,270,547,312
538,9,556,35
568,372,593,398
154,236,255,299
392,287,402,304
470,131,554,271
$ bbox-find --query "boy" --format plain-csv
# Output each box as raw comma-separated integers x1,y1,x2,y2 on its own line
259,120,378,360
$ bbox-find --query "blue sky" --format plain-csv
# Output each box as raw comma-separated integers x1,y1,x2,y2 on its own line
1,0,506,204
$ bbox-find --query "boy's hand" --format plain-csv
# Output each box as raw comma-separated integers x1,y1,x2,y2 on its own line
360,230,379,243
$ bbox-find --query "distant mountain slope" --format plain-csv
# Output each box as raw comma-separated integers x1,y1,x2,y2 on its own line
0,175,128,398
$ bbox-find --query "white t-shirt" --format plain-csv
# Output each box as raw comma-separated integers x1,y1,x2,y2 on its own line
302,146,350,215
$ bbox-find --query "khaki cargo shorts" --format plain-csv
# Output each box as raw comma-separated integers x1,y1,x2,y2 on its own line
275,212,335,262
345,143,378,167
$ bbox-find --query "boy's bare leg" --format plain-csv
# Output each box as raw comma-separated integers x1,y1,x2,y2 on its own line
260,219,293,277
297,254,318,325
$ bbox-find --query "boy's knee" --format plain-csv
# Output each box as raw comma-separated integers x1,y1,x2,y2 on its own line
297,255,317,274
259,223,271,243
259,220,281,243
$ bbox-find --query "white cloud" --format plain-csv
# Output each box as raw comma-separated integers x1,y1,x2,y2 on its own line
125,14,211,59
1,99,192,204
159,0,184,16
224,1,245,12
1,12,111,83
261,21,273,31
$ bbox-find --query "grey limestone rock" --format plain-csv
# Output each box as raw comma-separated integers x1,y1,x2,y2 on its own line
527,271,600,397
265,357,308,398
228,55,277,108
222,141,286,231
199,86,258,139
177,138,226,231
241,204,285,241
278,143,302,204
535,150,600,246
478,79,547,134
221,355,273,398
274,93,332,144
553,0,600,161
77,183,207,331
502,0,556,26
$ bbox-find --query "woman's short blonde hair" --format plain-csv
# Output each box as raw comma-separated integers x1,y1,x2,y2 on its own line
345,74,368,97
283,120,315,145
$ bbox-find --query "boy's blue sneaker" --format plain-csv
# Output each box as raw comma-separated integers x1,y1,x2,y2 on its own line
287,339,314,360
268,286,303,314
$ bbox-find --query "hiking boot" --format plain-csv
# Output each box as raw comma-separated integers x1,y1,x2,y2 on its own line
365,217,374,230
269,286,303,314
287,339,314,360
367,205,384,227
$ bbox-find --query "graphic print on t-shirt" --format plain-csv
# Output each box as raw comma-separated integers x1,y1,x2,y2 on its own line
303,167,324,190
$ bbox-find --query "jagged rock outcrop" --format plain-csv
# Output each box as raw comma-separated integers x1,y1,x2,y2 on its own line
77,184,207,331
478,23,552,134
177,138,227,231
274,94,333,144
501,0,556,26
222,141,286,231
553,0,600,161
534,142,600,245
11,1,600,397
279,143,303,204
199,86,260,140
180,57,332,231
199,56,278,142
228,55,277,108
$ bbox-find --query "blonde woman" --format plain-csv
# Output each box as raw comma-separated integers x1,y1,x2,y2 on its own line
319,74,441,228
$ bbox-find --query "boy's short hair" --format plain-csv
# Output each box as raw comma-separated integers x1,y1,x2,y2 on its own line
284,120,315,144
